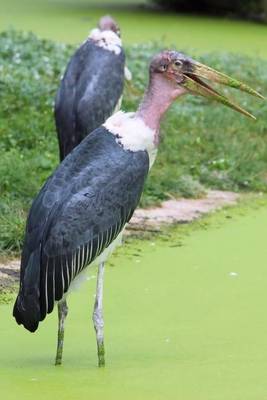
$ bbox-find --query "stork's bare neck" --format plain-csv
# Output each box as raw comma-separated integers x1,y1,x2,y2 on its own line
103,75,185,169
88,15,121,55
136,73,186,136
98,15,120,36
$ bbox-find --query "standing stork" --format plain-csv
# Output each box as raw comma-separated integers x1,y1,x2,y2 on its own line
13,50,262,367
55,15,130,161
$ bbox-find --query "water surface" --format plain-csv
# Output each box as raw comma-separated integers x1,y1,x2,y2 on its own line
1,201,267,399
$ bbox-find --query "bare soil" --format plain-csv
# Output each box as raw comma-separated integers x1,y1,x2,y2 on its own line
0,259,20,290
128,190,238,231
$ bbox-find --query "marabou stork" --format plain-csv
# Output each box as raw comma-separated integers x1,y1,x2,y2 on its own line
13,50,262,367
55,15,130,161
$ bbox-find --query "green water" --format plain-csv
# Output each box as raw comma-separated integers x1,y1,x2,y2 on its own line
1,200,267,399
1,0,267,57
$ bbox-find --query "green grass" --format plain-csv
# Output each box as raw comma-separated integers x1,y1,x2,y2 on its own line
1,196,267,400
1,31,267,254
1,0,267,57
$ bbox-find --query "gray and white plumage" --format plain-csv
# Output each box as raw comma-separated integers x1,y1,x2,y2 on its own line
13,126,149,332
55,31,125,161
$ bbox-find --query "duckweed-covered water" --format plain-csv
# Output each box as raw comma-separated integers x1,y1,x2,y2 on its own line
1,201,267,400
1,1,267,57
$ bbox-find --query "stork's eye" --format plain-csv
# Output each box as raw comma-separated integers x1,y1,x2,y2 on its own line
159,64,167,72
174,60,182,67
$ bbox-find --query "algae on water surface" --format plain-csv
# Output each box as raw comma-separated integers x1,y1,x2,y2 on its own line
1,198,267,399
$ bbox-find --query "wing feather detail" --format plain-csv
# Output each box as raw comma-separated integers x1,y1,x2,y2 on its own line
39,216,133,318
88,240,93,265
61,261,65,295
81,245,85,273
44,261,49,317
71,253,75,281
65,255,70,288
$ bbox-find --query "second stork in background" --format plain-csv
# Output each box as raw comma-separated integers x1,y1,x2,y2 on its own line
55,15,130,161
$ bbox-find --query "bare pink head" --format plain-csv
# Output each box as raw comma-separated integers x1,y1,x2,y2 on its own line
137,49,261,133
137,51,189,132
148,50,190,100
98,15,120,37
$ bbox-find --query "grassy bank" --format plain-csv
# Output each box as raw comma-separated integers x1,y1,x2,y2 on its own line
0,30,267,254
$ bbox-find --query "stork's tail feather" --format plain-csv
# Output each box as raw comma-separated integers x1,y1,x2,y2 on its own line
13,247,41,333
13,296,39,332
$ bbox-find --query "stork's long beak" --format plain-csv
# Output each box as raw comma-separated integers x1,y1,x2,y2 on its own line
182,61,264,120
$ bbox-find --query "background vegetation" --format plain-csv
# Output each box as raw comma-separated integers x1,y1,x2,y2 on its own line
151,0,267,21
0,30,267,254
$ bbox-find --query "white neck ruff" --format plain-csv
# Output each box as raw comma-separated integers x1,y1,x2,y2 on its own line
88,28,122,55
103,111,158,169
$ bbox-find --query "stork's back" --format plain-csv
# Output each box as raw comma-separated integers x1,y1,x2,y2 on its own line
55,40,125,161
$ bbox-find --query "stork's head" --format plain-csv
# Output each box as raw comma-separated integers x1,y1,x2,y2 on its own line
149,50,263,119
98,15,120,37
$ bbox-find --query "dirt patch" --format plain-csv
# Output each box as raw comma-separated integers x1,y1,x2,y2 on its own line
0,190,238,288
0,259,20,290
127,190,238,232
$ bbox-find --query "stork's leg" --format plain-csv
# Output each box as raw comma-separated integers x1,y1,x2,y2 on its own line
93,262,105,367
55,299,68,366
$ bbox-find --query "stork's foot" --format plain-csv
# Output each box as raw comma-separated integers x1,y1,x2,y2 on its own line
97,341,105,367
55,299,68,366
55,352,62,366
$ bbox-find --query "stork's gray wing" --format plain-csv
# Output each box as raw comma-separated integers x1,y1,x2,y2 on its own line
55,40,125,160
13,127,149,331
